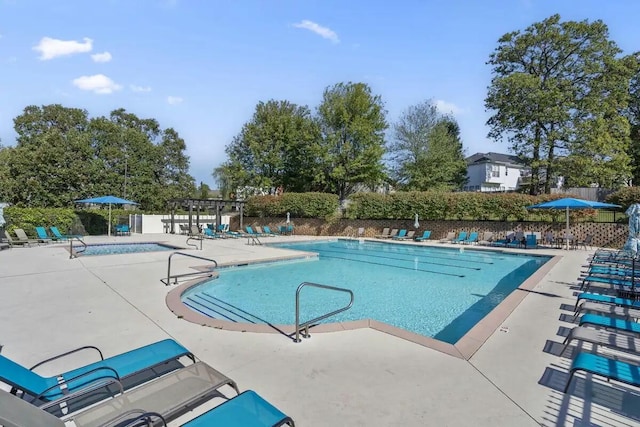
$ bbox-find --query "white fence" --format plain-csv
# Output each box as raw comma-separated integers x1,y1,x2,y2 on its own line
127,214,230,234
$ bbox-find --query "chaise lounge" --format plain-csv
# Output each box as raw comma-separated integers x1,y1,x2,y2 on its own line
0,338,194,405
564,351,640,393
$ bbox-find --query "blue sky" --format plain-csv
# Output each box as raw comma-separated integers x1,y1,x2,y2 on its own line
2,1,640,188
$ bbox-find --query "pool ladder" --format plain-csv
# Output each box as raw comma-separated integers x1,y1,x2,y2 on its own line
69,236,87,259
186,235,203,250
161,252,218,286
294,282,354,343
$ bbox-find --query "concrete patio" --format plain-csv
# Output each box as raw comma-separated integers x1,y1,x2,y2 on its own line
1,233,639,426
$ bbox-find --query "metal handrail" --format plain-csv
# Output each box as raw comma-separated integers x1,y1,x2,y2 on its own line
69,236,87,259
161,252,218,286
294,282,354,343
186,235,203,250
247,234,262,246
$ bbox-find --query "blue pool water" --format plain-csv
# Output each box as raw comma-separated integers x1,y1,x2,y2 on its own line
181,240,551,343
79,242,178,256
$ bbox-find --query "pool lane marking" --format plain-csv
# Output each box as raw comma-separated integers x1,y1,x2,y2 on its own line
326,245,494,265
320,254,466,277
320,248,482,271
355,241,506,260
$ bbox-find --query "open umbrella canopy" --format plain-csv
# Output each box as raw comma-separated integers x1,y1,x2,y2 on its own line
75,195,138,236
526,198,619,210
527,197,620,249
75,195,138,205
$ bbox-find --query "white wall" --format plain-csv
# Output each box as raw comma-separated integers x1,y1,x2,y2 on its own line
466,163,522,192
128,214,230,234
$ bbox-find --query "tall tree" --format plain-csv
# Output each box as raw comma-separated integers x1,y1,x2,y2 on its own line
317,82,387,201
3,105,196,209
485,14,636,194
9,104,94,206
215,100,323,195
388,101,467,190
627,53,640,185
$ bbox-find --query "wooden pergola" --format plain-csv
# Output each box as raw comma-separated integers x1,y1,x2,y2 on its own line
166,198,245,233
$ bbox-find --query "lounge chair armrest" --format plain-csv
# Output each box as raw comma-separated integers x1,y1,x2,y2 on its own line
30,345,104,371
94,409,168,427
38,376,124,411
31,366,121,403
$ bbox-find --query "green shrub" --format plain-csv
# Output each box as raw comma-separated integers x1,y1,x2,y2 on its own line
606,187,640,211
245,193,339,219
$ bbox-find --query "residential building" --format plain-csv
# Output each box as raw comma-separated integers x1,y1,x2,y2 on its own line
464,152,528,192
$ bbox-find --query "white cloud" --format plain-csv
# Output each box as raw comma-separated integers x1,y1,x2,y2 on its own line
167,96,183,105
292,20,339,44
130,84,152,93
91,51,112,63
72,74,122,94
435,99,463,115
33,37,93,60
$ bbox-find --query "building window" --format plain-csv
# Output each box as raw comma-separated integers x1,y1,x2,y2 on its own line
505,168,508,176
491,165,500,177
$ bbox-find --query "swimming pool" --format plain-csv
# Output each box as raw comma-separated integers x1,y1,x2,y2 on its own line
76,242,179,256
180,240,551,344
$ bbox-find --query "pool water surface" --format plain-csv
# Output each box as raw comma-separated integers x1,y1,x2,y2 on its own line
78,242,178,256
181,240,551,344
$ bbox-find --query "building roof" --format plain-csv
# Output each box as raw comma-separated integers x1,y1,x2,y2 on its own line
466,152,525,167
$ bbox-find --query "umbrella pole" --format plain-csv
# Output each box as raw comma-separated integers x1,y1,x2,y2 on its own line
565,206,570,250
108,203,112,237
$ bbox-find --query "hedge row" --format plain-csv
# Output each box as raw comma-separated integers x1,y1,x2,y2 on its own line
345,191,600,221
245,192,340,219
4,207,130,237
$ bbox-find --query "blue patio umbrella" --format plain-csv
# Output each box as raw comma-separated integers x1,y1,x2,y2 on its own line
75,195,138,236
527,198,620,249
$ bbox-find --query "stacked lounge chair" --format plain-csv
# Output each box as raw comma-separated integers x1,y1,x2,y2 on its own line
0,339,295,426
562,248,640,395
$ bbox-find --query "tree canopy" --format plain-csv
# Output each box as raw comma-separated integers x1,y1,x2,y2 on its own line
0,104,196,209
485,14,638,194
213,100,323,198
316,82,388,201
388,100,467,191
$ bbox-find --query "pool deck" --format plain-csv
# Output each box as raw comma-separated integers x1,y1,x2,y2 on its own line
1,233,640,426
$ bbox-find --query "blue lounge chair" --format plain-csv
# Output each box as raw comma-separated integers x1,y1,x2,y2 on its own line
35,226,52,243
262,226,277,236
574,292,640,312
1,339,194,403
564,352,640,393
392,229,407,240
115,224,130,236
524,234,537,248
579,313,640,335
183,390,295,427
415,230,431,241
453,231,467,244
581,275,635,291
203,228,222,239
463,232,478,245
49,226,80,241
